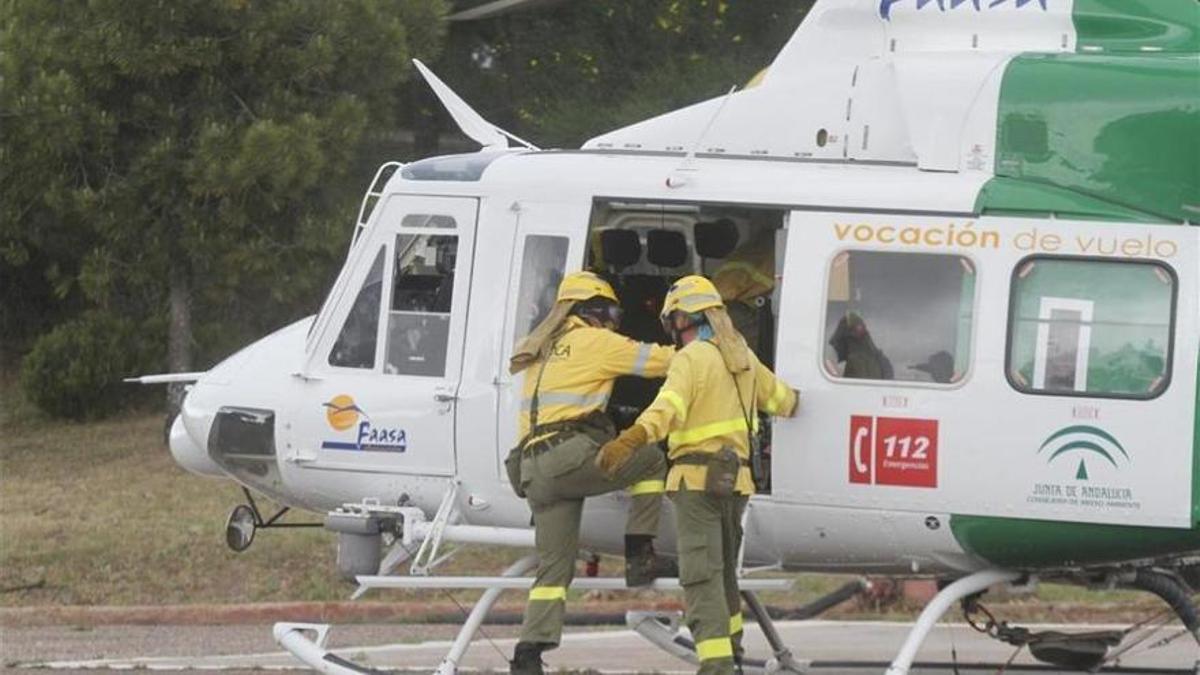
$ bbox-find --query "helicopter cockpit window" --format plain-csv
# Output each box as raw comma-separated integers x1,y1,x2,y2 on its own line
1007,257,1175,399
329,247,385,369
824,251,975,384
386,232,457,377
512,235,569,343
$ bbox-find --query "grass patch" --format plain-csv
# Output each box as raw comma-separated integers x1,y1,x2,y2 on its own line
1,409,339,605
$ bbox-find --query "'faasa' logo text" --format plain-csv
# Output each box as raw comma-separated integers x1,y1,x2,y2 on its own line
320,394,407,453
880,0,1049,21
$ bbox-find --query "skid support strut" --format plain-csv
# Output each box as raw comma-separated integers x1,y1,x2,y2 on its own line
884,568,1020,675
741,590,809,674
275,555,539,675
434,554,538,675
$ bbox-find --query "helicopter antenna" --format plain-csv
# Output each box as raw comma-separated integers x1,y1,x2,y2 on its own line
668,85,737,187
412,59,540,151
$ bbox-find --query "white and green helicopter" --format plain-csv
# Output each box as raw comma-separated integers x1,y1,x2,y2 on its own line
142,0,1200,672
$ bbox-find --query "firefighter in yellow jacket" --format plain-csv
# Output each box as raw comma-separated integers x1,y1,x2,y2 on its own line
597,275,798,675
506,271,675,675
712,227,775,365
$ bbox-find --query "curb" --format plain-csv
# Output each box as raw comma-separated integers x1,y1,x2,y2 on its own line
0,599,686,628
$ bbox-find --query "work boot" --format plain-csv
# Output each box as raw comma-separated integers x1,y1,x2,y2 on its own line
624,534,679,587
509,641,546,675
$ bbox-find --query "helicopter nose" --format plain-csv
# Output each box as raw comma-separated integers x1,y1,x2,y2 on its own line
168,400,224,477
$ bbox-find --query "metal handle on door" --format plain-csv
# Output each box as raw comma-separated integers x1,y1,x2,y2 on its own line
434,392,458,403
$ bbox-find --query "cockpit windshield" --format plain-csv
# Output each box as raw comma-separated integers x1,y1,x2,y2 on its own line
399,151,513,182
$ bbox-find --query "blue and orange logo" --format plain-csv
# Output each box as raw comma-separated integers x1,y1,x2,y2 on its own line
320,395,406,453
324,394,366,431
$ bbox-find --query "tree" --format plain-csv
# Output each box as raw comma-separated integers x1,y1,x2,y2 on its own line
1,0,448,412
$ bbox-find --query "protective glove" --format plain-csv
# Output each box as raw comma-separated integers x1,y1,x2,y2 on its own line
596,424,649,477
786,389,801,418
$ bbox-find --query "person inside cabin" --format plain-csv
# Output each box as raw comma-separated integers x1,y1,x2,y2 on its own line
712,222,776,367
912,350,954,384
505,271,677,675
829,312,893,380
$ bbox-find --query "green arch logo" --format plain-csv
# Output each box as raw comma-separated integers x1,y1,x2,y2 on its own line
1038,425,1129,481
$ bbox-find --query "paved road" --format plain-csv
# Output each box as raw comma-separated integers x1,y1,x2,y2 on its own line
3,620,1196,674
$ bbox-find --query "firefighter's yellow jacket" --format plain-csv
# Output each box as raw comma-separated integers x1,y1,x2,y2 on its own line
634,339,797,494
520,317,674,439
712,242,775,304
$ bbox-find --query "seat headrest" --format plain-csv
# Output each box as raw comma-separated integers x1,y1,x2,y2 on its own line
646,230,688,268
600,229,641,269
694,218,739,259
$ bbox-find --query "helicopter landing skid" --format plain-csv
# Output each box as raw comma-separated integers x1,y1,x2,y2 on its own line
273,572,797,674
275,554,537,675
628,605,812,675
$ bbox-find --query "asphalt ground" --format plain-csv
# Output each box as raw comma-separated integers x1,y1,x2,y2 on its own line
3,620,1197,674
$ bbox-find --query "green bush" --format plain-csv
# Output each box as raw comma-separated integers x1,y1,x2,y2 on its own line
20,313,155,420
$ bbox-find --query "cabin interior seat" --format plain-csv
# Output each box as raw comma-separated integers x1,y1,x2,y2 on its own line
693,218,740,260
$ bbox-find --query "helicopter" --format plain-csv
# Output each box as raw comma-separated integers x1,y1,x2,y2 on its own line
133,0,1200,672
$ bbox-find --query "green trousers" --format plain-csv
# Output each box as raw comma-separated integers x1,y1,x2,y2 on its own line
516,430,667,647
671,490,749,675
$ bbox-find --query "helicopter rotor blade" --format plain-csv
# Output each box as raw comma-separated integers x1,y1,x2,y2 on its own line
448,0,567,22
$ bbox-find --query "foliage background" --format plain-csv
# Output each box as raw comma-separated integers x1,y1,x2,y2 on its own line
1,0,806,419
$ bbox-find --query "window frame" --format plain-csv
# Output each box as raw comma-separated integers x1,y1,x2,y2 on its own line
818,247,981,390
1004,253,1179,401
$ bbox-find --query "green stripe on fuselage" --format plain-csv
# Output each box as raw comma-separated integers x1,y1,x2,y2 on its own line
978,53,1199,224
1073,0,1200,54
949,516,1200,568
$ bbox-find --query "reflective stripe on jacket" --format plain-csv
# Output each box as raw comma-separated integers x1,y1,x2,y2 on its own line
519,317,674,439
635,339,797,495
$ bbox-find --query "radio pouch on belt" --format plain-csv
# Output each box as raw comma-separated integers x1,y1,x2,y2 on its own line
705,446,741,498
505,337,558,498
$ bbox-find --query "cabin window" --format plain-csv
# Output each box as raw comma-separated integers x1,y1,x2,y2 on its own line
512,235,569,343
386,232,458,376
328,247,385,369
1007,256,1175,399
823,251,976,384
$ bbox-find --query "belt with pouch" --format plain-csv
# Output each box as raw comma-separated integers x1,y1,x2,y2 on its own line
670,452,751,467
522,432,567,457
521,411,613,457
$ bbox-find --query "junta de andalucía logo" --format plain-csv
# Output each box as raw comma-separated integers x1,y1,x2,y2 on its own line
1038,425,1128,481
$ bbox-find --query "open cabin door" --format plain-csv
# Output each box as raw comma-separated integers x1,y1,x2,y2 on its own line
287,195,479,477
